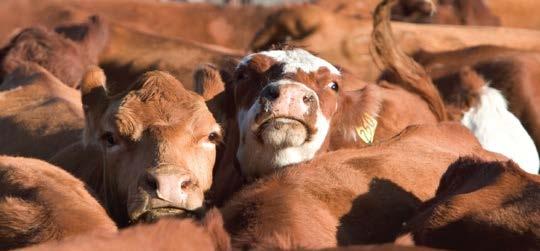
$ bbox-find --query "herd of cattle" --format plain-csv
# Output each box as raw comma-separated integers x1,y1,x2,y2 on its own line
0,0,539,250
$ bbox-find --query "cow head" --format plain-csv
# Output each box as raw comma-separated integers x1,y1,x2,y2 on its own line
80,67,222,226
0,15,109,88
208,48,380,179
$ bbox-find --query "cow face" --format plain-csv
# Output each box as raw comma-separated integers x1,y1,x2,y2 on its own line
81,67,221,225
231,49,345,178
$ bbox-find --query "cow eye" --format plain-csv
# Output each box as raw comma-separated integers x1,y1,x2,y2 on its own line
208,132,222,144
328,82,339,92
101,132,117,148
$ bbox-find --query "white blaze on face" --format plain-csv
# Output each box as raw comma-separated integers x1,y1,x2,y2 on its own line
236,49,339,178
239,48,341,75
461,85,540,174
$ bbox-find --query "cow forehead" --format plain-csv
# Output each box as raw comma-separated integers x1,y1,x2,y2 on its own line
240,49,341,75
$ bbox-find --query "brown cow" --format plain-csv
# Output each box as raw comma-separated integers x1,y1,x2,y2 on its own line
52,67,222,227
0,17,108,160
21,208,230,251
0,156,116,250
0,15,109,88
0,62,84,160
250,2,540,82
221,122,507,249
0,0,274,50
396,46,540,173
100,22,243,95
486,0,540,30
205,0,447,204
405,157,540,250
392,0,501,26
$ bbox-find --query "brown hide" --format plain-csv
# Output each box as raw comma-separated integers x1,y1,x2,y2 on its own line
52,67,221,227
22,208,230,251
0,16,108,88
100,23,242,95
221,123,507,249
404,46,540,159
199,2,443,201
0,0,273,50
407,157,540,250
0,63,83,160
392,0,501,26
487,0,540,29
0,156,116,250
250,4,540,82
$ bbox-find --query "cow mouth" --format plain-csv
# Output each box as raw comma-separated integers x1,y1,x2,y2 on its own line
131,207,203,224
255,117,314,147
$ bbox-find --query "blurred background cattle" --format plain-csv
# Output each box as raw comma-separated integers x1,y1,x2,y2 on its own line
0,0,539,250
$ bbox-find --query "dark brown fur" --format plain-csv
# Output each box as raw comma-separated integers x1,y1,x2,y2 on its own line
0,156,116,250
406,157,540,250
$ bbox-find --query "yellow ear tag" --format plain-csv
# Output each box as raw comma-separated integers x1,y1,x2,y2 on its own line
355,113,378,144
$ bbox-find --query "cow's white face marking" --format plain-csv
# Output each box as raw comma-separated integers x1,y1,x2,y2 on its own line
236,105,330,178
239,48,341,75
235,49,340,178
461,85,539,174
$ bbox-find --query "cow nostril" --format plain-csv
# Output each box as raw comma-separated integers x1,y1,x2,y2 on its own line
303,94,315,104
146,174,158,190
181,180,192,190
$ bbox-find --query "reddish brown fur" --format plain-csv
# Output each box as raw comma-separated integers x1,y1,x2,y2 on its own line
0,0,274,50
0,16,108,88
406,157,540,250
100,23,243,95
392,0,501,26
53,67,221,227
221,123,507,249
0,156,116,250
192,0,446,206
0,62,84,160
22,208,230,251
371,0,447,121
249,2,540,82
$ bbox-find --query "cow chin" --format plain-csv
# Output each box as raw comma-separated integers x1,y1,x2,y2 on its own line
257,118,309,148
133,207,203,224
238,107,330,178
127,189,204,224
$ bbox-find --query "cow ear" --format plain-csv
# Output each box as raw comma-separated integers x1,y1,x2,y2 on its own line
193,62,236,124
81,65,109,146
194,64,225,101
329,84,381,149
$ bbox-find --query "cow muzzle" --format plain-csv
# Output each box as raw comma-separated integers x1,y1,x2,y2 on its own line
253,82,319,148
129,165,204,223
